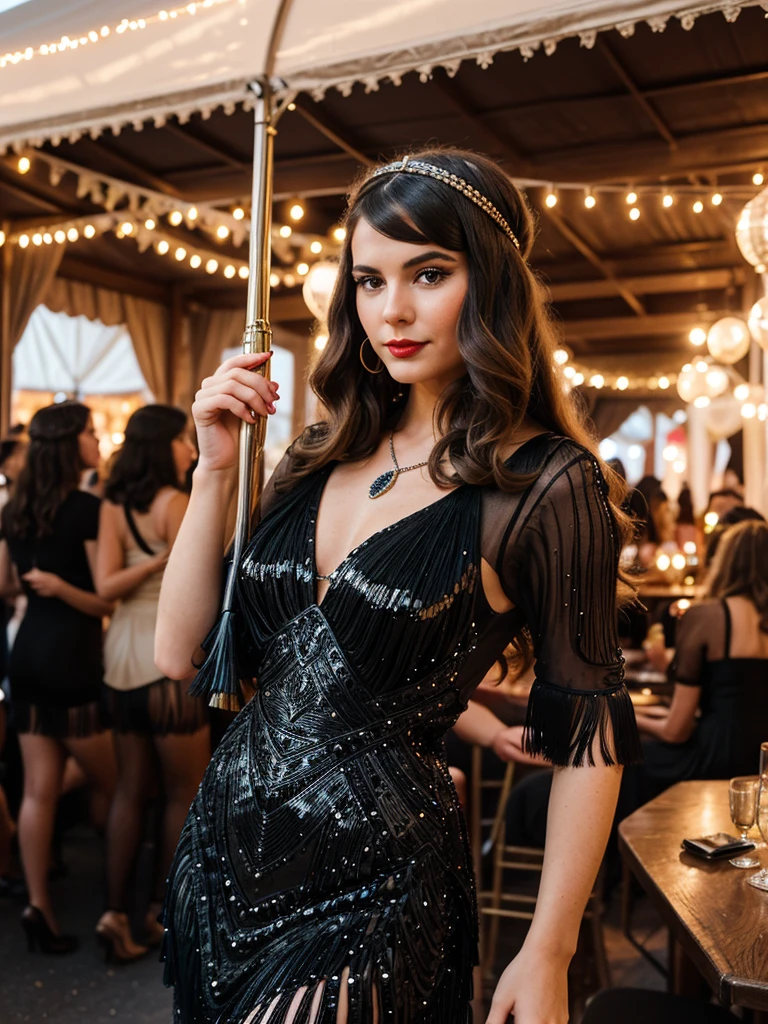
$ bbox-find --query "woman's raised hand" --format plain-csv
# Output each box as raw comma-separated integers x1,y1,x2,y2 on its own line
191,352,279,474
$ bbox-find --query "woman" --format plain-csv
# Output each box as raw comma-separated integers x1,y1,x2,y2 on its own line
634,519,768,787
0,401,115,953
95,405,208,962
156,149,642,1024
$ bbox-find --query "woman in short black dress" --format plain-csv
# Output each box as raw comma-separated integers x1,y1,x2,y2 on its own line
0,401,115,953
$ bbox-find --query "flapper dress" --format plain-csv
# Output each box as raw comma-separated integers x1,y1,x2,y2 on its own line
162,432,641,1023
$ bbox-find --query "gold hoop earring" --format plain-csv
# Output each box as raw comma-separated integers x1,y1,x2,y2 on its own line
359,338,384,374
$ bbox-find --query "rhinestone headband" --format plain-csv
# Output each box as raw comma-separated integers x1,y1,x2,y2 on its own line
370,156,521,250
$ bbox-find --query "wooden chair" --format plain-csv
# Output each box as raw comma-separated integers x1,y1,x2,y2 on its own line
474,758,611,989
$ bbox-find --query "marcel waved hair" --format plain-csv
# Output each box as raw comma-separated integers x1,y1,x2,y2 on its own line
704,519,768,634
105,404,187,513
288,146,632,601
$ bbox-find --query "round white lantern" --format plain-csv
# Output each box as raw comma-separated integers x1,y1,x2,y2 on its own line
748,295,768,352
302,260,339,322
676,361,709,404
704,391,744,440
706,316,751,364
737,187,768,268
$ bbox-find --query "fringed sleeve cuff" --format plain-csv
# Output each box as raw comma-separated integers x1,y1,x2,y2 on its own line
524,679,644,767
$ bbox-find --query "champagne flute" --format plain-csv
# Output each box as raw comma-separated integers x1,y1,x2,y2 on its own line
729,777,760,868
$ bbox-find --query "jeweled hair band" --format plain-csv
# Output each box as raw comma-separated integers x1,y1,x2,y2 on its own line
370,156,521,250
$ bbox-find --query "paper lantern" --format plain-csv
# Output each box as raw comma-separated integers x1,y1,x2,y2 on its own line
302,261,339,322
706,317,751,364
704,392,744,440
748,296,768,352
736,187,768,268
676,361,709,404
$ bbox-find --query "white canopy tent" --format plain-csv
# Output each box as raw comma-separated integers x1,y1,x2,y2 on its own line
0,0,762,151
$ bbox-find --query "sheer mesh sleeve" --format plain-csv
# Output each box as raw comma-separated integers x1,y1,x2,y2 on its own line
494,441,642,767
669,601,721,686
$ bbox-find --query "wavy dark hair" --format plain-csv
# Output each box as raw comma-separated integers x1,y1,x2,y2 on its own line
704,519,768,633
1,401,90,541
287,147,631,526
105,404,187,513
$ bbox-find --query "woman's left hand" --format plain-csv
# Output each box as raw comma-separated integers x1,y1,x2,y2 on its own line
22,568,63,598
486,944,570,1024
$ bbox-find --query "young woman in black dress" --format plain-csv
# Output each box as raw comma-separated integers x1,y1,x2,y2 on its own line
156,149,642,1024
0,401,115,953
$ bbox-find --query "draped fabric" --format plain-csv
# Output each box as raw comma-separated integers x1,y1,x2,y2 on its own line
44,278,170,401
187,307,245,393
8,244,65,350
164,431,641,1023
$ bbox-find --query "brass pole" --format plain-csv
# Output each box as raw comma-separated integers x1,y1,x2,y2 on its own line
0,222,12,434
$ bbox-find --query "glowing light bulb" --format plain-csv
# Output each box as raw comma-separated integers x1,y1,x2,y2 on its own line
332,227,346,242
626,191,637,204
672,553,686,570
283,273,296,288
693,395,710,408
704,511,719,527
189,254,202,269
42,232,52,244
758,403,768,421
656,553,671,571
742,402,757,419
289,202,305,221
17,156,30,174
224,265,236,279
174,247,187,261
296,262,309,276
545,192,557,208
310,241,323,254
121,221,133,235
572,372,584,386
157,240,170,255
279,225,292,239
232,207,245,221
554,348,569,365
711,193,723,206
589,374,605,389
18,234,29,248
269,272,280,287
314,334,328,351
32,233,43,246
187,206,198,221
658,376,670,389
662,193,674,208
629,207,640,221
144,219,156,231
205,259,218,274
753,172,764,186
287,102,296,111
584,193,596,209
238,266,249,279
54,230,66,243
168,210,183,226
693,200,704,213
695,359,708,373
683,541,697,555
689,327,707,346
563,366,575,379
616,376,629,390
83,224,95,238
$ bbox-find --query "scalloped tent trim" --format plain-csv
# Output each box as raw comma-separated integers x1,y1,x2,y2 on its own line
0,0,763,154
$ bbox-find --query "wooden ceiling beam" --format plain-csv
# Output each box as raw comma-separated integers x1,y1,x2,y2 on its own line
431,69,533,173
0,176,64,216
292,101,376,168
547,267,744,302
532,122,768,184
58,255,170,303
564,309,720,340
162,121,249,170
596,39,677,151
71,138,183,198
541,206,646,316
0,160,92,216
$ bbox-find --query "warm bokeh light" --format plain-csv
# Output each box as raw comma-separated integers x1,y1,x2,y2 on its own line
216,225,230,240
689,327,707,346
279,225,292,238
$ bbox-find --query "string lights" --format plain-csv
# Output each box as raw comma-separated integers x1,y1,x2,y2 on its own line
0,0,236,71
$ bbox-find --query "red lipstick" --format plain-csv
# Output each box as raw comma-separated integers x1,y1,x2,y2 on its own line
385,339,428,359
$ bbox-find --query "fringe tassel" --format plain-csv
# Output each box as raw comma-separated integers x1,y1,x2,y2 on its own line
524,679,643,767
187,609,244,711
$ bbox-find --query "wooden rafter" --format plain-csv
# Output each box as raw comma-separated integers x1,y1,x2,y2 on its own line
596,39,677,151
565,309,720,340
292,100,375,168
73,138,183,198
162,122,249,170
542,206,646,316
547,267,744,302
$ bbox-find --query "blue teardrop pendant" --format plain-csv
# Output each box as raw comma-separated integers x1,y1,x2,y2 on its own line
369,469,398,499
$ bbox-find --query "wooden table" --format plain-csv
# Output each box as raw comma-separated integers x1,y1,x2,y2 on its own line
619,780,768,1015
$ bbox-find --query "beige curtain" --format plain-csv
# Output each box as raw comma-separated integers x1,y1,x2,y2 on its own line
9,244,65,348
45,278,170,401
188,308,244,386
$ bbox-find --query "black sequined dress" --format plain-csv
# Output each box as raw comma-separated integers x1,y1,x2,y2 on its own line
163,433,641,1024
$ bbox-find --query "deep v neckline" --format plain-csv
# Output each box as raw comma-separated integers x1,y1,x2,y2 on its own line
309,467,466,610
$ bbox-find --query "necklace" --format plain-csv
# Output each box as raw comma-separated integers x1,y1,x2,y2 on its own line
369,431,430,499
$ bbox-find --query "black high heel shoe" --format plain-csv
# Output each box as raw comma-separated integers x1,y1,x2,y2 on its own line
21,906,79,954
